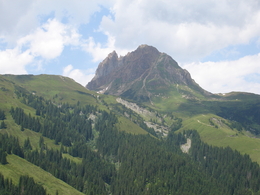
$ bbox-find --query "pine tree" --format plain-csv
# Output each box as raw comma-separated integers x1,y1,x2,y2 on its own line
0,121,6,129
0,110,6,120
20,124,24,131
39,136,45,149
23,137,32,150
0,150,7,165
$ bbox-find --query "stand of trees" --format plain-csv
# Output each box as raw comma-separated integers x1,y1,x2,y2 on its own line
0,133,115,195
10,100,95,147
217,102,260,134
96,127,225,194
0,173,46,195
187,130,260,194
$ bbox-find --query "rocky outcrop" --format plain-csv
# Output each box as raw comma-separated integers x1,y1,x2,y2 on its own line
116,98,155,117
116,97,169,136
86,44,211,102
95,51,119,78
180,138,191,153
87,45,161,94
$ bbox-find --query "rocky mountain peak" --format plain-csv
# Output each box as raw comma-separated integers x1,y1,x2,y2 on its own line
136,44,159,53
127,45,160,61
86,45,211,102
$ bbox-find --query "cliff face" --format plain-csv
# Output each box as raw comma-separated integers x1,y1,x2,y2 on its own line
87,45,211,102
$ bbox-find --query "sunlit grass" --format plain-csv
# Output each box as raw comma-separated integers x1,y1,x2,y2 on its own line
0,155,84,195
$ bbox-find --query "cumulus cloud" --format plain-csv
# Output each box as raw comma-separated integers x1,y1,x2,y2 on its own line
0,48,33,74
0,0,110,44
63,65,95,86
18,19,80,59
0,0,37,44
182,54,260,94
81,32,129,62
0,19,81,74
99,0,260,62
2,0,260,63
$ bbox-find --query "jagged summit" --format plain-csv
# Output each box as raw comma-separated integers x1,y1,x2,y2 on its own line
94,50,119,78
87,45,211,102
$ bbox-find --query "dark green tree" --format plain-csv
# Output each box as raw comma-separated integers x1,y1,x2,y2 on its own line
20,124,24,131
0,150,7,165
0,109,6,120
23,137,32,150
0,121,7,129
39,136,44,149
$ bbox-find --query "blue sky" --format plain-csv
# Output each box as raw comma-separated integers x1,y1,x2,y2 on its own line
0,0,260,94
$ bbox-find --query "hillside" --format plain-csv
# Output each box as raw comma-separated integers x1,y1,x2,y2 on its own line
0,51,260,194
0,74,151,194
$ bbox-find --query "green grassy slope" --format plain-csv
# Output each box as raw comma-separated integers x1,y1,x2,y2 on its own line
3,74,99,106
112,87,260,164
178,114,260,163
107,85,260,164
0,87,84,194
1,74,149,135
1,73,260,183
128,83,260,164
116,116,148,135
0,155,84,195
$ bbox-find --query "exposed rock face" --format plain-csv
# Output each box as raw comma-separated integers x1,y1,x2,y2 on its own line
116,97,155,117
87,44,211,102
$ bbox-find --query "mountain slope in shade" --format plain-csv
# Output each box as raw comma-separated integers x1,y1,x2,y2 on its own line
87,45,212,102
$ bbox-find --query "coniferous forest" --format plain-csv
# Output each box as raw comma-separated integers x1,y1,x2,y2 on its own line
0,85,260,195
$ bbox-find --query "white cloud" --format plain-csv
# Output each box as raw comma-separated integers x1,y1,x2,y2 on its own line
0,0,37,44
0,0,110,45
182,54,260,94
99,0,260,62
81,32,129,62
2,0,259,64
18,19,80,60
0,19,81,75
81,36,115,62
0,48,33,74
62,65,95,86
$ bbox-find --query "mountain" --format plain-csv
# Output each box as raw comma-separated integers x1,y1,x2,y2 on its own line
86,45,260,163
1,74,260,194
0,47,260,194
87,44,260,133
87,45,212,102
